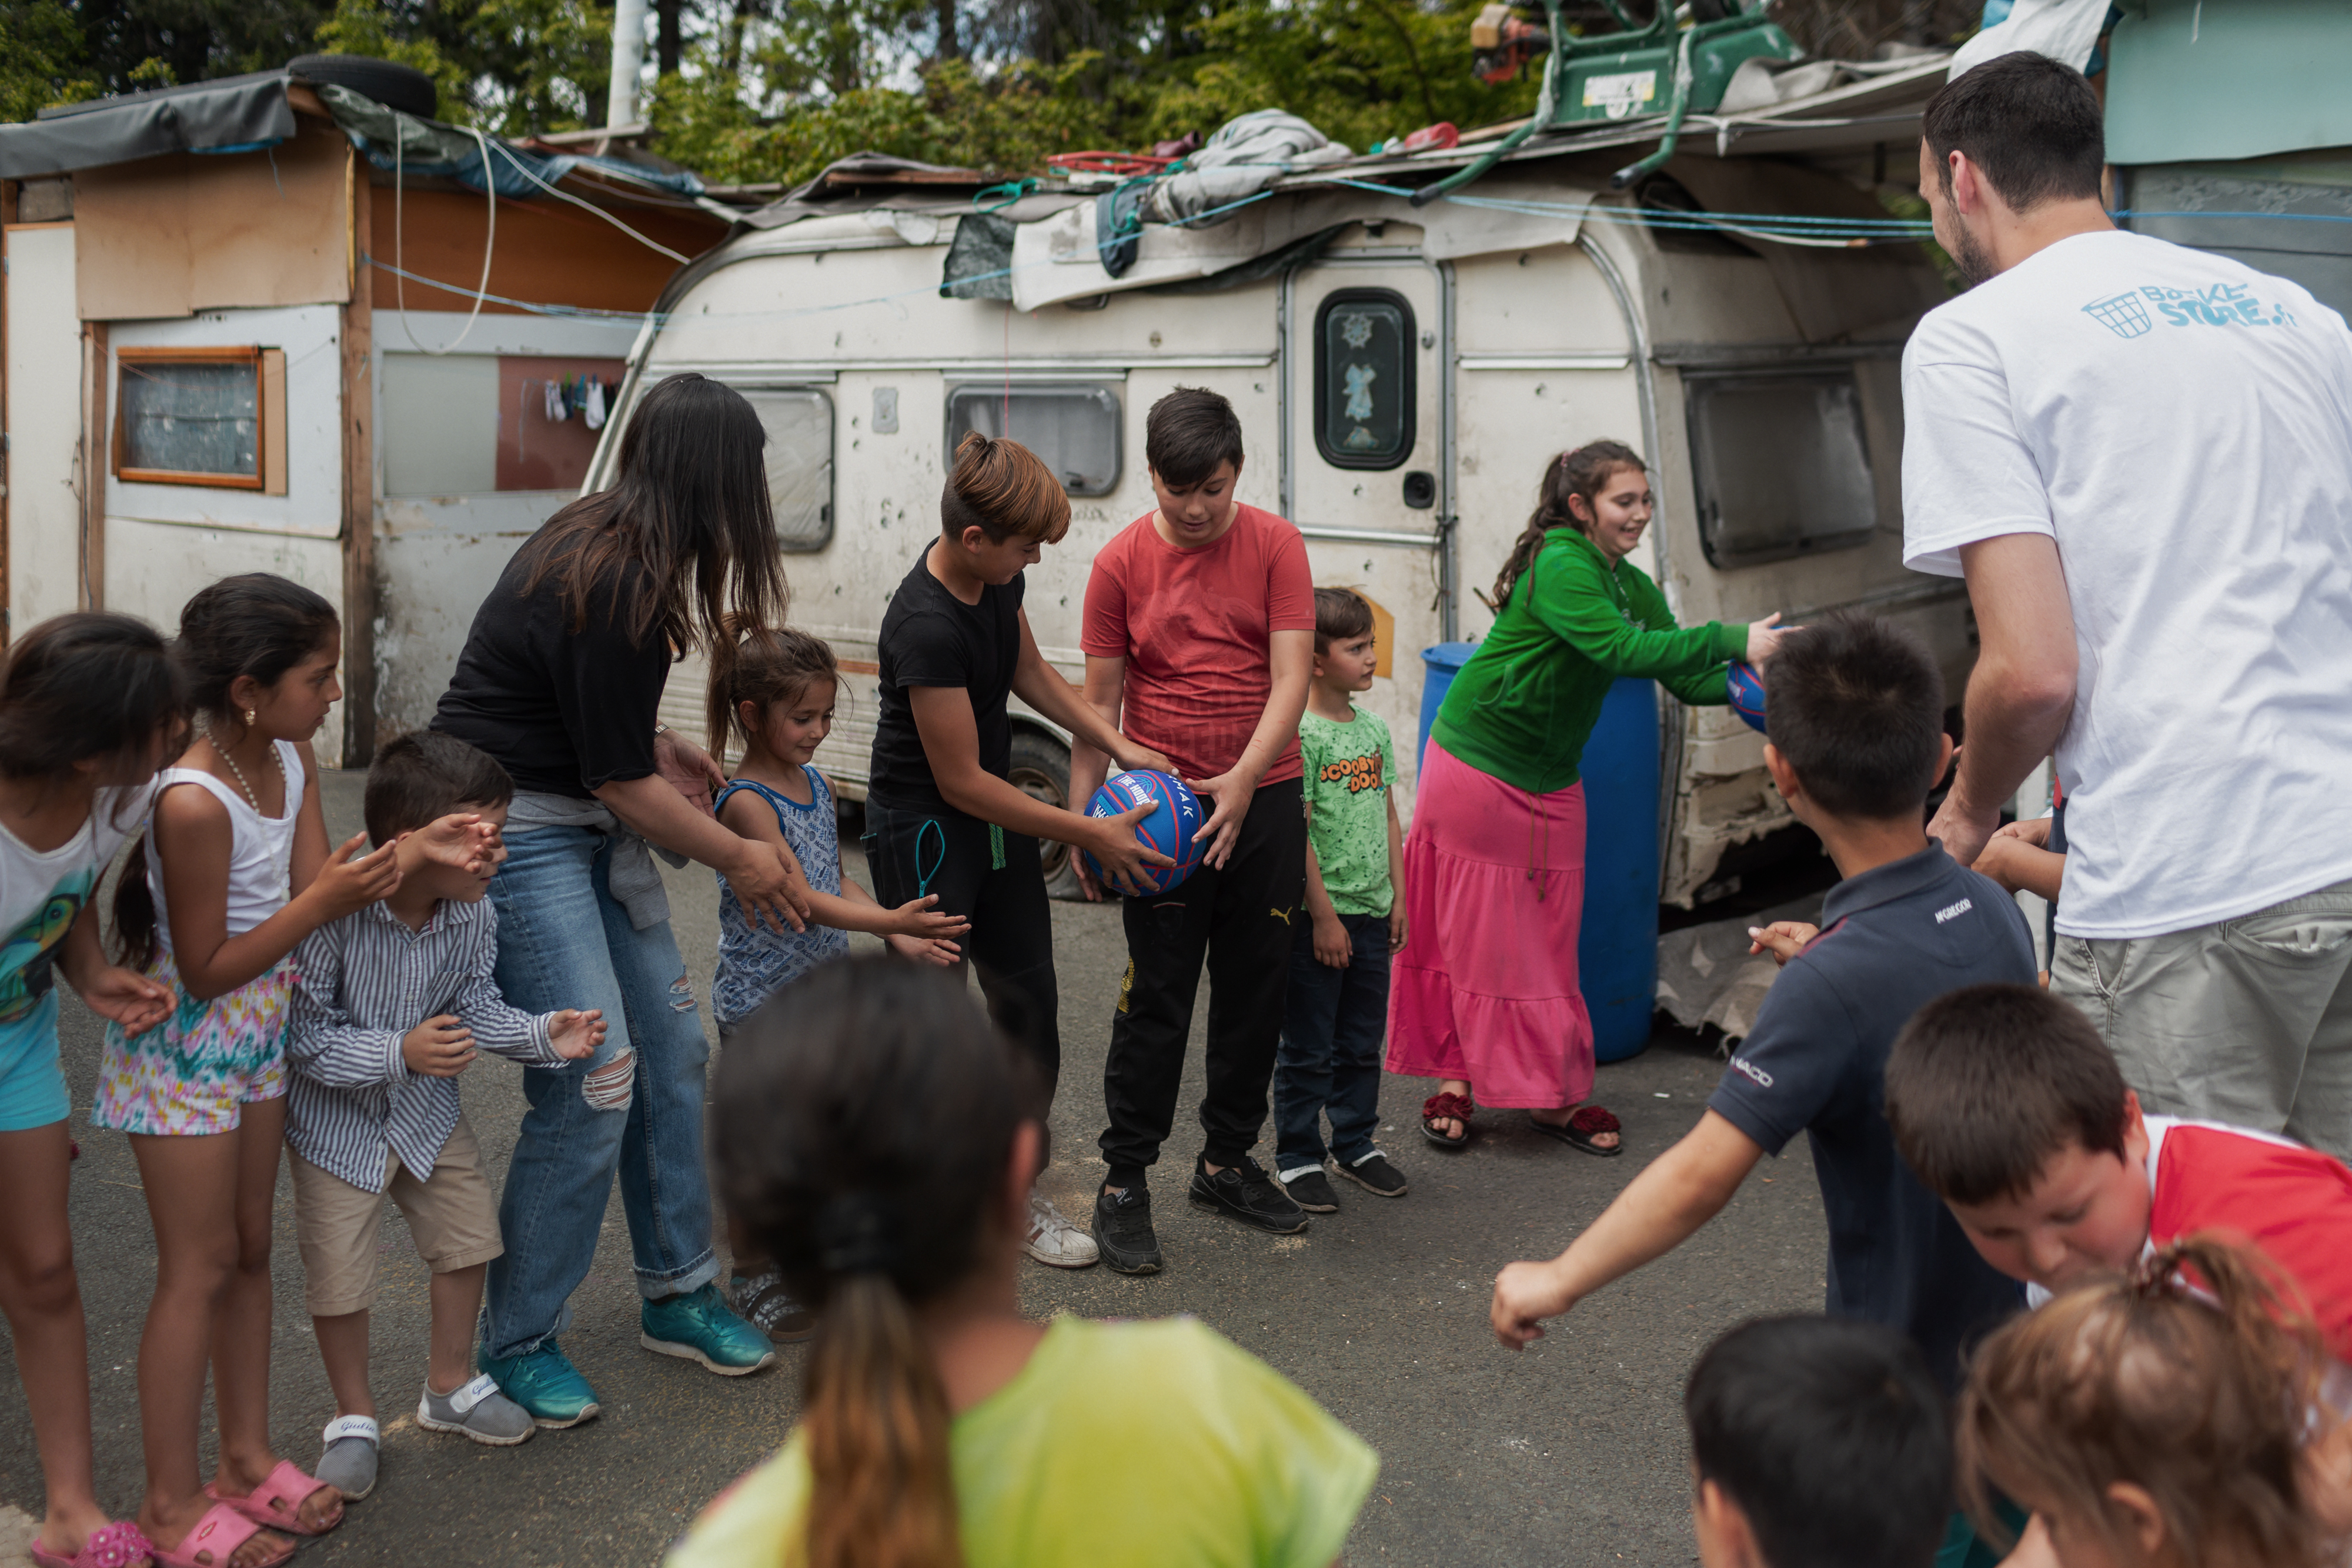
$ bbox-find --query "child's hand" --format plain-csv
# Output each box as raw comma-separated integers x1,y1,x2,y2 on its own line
75,964,174,1034
402,1015,476,1076
406,813,502,877
888,894,972,943
1993,815,2053,851
1744,612,1795,665
1312,912,1352,968
1491,1258,1579,1350
885,932,963,967
1112,739,1177,778
1746,921,1818,966
1388,905,1408,954
1081,805,1178,897
547,1008,605,1061
311,832,402,917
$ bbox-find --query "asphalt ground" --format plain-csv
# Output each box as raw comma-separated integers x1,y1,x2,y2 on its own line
0,771,1826,1566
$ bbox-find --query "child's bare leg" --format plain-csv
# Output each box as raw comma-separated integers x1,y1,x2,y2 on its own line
0,1123,111,1556
209,1099,340,1532
130,1128,296,1567
426,1264,487,1396
313,1309,375,1419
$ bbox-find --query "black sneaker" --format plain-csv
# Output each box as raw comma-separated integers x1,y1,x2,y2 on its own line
1281,1168,1341,1213
1093,1185,1164,1275
1189,1156,1309,1235
1329,1151,1408,1198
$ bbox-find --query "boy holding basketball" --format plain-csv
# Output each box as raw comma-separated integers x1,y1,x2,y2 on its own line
865,432,1175,1270
1075,386,1318,1274
1274,589,1408,1213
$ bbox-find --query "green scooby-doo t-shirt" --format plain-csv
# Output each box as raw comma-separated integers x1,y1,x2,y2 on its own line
1298,706,1395,917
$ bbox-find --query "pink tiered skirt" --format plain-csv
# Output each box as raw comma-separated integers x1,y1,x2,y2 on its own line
1385,738,1593,1109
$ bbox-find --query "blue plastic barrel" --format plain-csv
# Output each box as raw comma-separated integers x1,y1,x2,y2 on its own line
1576,677,1661,1063
1416,641,1479,767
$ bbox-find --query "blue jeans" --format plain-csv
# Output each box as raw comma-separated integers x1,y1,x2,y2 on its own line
1274,912,1391,1176
480,825,718,1360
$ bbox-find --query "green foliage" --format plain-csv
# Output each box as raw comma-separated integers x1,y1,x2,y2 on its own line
0,0,100,120
313,0,468,116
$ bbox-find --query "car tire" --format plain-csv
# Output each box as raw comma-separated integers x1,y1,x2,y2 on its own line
1007,731,1087,902
286,54,439,119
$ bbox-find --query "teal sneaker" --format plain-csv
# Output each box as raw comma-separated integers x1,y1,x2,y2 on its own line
477,1338,602,1429
641,1283,777,1376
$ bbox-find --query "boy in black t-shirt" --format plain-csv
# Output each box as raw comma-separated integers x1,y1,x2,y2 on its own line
865,433,1177,1269
1489,615,2030,1559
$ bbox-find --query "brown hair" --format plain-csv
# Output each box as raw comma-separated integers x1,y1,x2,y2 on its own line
711,959,1040,1568
1885,983,2130,1206
1922,52,2105,215
1144,386,1245,488
1763,612,1947,820
1312,587,1374,656
706,623,839,762
942,432,1070,545
1492,440,1646,611
1959,1235,2340,1568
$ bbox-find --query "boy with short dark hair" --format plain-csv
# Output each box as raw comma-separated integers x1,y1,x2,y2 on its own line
1077,385,1318,1274
1273,588,1407,1213
1885,982,2352,1359
1490,613,2030,1389
1686,1316,1953,1568
287,731,604,1501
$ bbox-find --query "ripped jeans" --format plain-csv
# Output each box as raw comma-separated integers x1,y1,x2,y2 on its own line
480,824,719,1361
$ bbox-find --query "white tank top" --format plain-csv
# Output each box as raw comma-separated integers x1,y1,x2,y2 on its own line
146,740,305,954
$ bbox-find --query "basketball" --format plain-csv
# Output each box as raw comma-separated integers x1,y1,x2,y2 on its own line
1080,769,1206,894
1728,660,1768,735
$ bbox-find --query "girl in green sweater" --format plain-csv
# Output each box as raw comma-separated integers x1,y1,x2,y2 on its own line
1387,442,1788,1154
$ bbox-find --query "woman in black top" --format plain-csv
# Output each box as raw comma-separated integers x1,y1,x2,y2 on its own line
435,373,806,1420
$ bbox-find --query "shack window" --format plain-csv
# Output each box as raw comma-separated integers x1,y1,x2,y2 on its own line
741,387,835,553
1314,289,1415,470
944,383,1120,496
1686,369,1877,569
116,346,283,492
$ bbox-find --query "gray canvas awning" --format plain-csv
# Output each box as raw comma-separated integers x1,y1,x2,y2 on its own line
0,70,295,179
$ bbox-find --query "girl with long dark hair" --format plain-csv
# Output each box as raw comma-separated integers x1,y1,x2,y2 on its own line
433,373,809,1424
1387,443,1786,1156
669,958,1378,1568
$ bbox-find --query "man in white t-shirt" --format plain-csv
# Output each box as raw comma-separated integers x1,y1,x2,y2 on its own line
1901,52,2352,1158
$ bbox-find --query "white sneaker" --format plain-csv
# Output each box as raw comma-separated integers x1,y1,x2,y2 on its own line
1024,1191,1101,1268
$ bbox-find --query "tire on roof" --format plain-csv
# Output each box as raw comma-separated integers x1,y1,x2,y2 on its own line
286,54,438,119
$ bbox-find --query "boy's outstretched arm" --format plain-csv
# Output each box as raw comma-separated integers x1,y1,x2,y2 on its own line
1194,628,1314,869
1009,609,1172,777
1491,1111,1765,1349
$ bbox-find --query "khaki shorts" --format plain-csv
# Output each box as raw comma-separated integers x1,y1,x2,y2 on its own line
290,1115,504,1316
2052,876,2352,1161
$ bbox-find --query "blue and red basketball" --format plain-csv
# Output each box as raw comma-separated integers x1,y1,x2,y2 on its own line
1080,769,1205,894
1727,659,1768,735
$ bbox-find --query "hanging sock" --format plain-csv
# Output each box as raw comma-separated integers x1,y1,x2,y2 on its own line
584,376,606,430
543,378,562,422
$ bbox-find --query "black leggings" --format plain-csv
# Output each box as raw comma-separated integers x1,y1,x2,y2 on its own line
864,795,1061,1109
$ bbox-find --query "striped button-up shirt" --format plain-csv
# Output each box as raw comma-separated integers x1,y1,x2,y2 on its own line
287,895,559,1192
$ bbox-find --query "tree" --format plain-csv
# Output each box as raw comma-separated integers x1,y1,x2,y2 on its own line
0,0,99,119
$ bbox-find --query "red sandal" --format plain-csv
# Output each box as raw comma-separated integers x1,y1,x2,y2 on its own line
1533,1105,1623,1157
1421,1091,1475,1149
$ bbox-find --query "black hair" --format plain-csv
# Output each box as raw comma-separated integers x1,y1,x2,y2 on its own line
1886,982,2130,1206
365,731,513,846
0,612,185,791
711,958,1040,1568
1922,52,2106,213
1144,386,1245,489
112,573,339,967
1687,1315,1953,1568
517,372,791,716
1764,611,1946,821
1312,587,1374,656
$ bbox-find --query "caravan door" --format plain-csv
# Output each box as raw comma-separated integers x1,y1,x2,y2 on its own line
1281,252,1447,811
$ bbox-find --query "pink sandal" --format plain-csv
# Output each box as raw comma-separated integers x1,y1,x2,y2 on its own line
202,1459,342,1538
146,1503,291,1568
29,1522,154,1568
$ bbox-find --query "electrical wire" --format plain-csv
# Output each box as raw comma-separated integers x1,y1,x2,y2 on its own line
486,139,694,264
393,122,497,354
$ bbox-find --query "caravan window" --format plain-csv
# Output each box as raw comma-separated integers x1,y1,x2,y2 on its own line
1685,368,1877,569
740,387,836,553
944,383,1120,496
116,347,270,489
1314,290,1416,470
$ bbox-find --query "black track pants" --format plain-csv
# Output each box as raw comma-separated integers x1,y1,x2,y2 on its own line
1098,778,1306,1188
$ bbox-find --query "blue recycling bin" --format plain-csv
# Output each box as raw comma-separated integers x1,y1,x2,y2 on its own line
1578,677,1661,1063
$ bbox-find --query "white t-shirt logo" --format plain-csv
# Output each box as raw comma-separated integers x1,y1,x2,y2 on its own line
1730,1056,1774,1089
2082,282,2300,340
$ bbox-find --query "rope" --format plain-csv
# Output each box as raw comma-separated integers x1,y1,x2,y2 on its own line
393,122,497,355
486,139,693,264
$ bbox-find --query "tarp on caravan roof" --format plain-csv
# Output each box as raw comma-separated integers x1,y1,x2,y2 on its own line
0,70,295,178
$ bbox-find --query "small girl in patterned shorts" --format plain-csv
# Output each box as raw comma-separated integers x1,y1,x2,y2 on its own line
94,575,489,1568
707,625,966,1341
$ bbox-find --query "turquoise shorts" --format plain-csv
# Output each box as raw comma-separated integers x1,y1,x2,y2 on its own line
0,991,69,1132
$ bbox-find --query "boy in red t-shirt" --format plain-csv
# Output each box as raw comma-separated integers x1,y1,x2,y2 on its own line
1075,387,1318,1275
1885,983,2352,1359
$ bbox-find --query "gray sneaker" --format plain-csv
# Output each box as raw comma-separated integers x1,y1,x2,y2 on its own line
316,1413,379,1500
417,1372,536,1446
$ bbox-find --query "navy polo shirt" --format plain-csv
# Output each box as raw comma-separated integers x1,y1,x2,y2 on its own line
1707,841,2034,1392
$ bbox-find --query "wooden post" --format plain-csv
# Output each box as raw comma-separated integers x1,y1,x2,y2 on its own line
340,146,376,768
79,319,106,611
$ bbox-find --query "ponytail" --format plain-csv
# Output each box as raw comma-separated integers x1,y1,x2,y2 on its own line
710,959,1040,1568
1491,440,1647,611
112,835,160,969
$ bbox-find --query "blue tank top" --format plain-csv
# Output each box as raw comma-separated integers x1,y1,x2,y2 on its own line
711,770,850,1029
